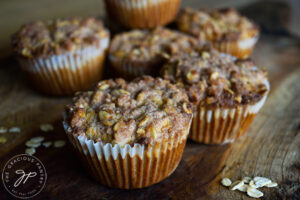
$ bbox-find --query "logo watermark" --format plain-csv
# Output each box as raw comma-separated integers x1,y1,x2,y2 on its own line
2,154,47,199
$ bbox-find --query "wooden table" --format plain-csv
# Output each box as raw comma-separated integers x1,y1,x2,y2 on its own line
0,1,299,200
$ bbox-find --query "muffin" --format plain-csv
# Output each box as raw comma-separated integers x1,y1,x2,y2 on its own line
176,8,259,59
161,45,269,144
105,0,181,28
63,76,193,188
109,27,198,79
11,17,110,96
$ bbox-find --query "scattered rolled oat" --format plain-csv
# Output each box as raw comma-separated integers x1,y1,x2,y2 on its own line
9,127,21,133
237,184,248,192
40,124,54,132
0,136,7,144
253,177,272,188
265,182,278,188
25,148,36,155
230,180,244,191
222,176,278,198
25,140,41,148
221,178,232,187
249,180,259,189
30,136,44,143
247,187,263,198
42,141,52,148
0,127,7,134
54,140,66,148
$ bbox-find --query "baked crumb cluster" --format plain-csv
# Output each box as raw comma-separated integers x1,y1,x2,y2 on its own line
12,17,109,58
161,45,268,108
109,27,198,63
65,76,192,145
177,8,259,42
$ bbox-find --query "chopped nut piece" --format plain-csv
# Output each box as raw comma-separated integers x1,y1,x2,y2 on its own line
118,89,130,95
186,70,199,81
40,124,54,132
183,102,192,114
161,52,170,59
221,178,232,187
99,84,109,90
265,182,278,188
230,180,244,191
0,127,7,134
99,111,110,121
113,121,120,131
138,116,152,127
210,72,219,80
137,128,145,136
247,187,263,198
136,92,146,103
0,136,7,144
234,95,242,103
9,127,21,133
54,140,66,148
206,97,215,104
224,87,234,95
21,48,31,57
42,141,52,148
202,51,210,59
25,148,36,155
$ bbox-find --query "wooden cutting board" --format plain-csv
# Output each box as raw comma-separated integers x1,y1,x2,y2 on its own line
0,2,299,200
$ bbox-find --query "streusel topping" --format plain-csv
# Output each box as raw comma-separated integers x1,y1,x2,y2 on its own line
109,27,198,63
12,17,109,58
176,8,259,42
64,76,192,145
161,45,268,108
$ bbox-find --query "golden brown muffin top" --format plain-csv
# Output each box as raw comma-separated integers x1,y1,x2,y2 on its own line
161,45,268,108
64,76,192,146
12,17,109,58
176,8,259,42
109,27,199,63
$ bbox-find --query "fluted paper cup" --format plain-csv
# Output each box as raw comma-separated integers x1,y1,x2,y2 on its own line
63,119,191,189
189,79,269,144
212,35,259,59
109,55,164,80
105,0,181,28
17,37,109,96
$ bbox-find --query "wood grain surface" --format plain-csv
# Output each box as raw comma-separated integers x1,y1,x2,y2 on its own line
0,1,300,200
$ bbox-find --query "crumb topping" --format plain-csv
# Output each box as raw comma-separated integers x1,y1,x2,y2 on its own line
176,8,259,42
109,27,199,63
161,45,268,108
12,17,109,58
64,76,192,146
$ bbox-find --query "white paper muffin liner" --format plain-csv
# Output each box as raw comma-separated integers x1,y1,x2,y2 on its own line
213,35,259,59
105,0,181,28
63,117,191,189
109,55,161,79
190,79,270,144
17,37,109,95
